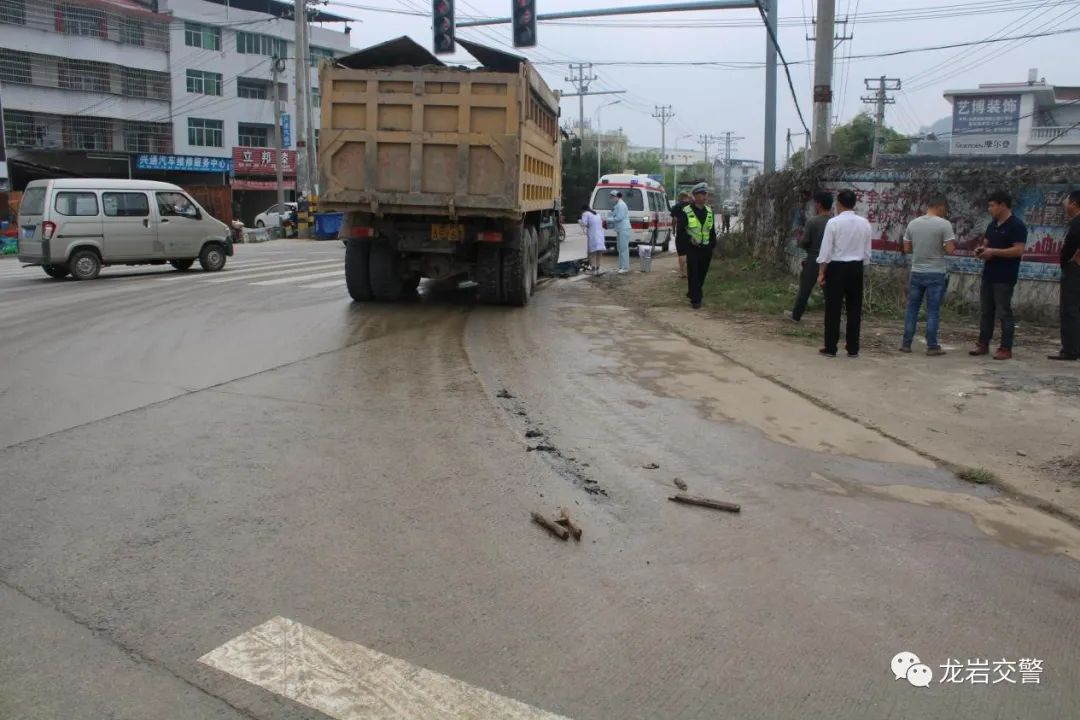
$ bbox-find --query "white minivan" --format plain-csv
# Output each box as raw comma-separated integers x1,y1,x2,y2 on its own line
588,174,673,252
17,179,233,280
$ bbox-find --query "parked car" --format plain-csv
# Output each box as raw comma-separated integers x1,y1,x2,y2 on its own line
16,178,232,280
254,202,298,235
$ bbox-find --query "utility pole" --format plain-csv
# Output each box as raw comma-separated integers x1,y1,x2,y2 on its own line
763,0,777,173
862,76,901,169
809,0,835,161
653,105,674,185
271,56,286,221
720,130,745,206
293,0,311,237
566,63,597,161
698,134,720,164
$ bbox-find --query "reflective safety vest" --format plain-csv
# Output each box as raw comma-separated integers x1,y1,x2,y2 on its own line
682,205,715,246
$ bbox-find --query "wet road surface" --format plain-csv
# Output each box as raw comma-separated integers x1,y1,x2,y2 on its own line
0,241,1077,719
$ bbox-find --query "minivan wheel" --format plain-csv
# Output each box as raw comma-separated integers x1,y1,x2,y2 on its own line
43,264,69,279
171,259,195,272
199,243,227,272
68,250,101,281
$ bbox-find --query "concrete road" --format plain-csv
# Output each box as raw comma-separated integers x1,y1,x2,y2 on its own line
0,242,1077,719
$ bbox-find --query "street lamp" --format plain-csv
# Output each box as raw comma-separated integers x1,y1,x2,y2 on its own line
595,99,621,183
672,133,694,195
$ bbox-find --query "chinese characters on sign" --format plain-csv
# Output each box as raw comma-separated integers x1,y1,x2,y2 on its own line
135,154,232,173
951,94,1022,155
892,651,1043,688
231,146,297,176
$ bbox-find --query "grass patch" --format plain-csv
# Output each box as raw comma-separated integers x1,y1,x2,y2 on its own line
702,258,793,315
956,467,1000,485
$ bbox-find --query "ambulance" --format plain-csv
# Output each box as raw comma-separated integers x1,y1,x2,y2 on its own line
588,174,673,252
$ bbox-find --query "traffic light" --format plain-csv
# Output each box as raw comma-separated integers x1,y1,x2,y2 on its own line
512,0,536,48
433,0,454,55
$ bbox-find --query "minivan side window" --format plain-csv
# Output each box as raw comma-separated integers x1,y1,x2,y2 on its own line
103,192,150,218
157,192,199,220
54,192,99,217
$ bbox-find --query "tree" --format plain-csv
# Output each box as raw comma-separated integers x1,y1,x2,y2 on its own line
561,142,624,222
830,112,910,167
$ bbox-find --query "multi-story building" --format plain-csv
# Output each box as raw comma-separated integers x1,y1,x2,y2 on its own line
715,157,761,207
1,0,352,219
945,69,1080,156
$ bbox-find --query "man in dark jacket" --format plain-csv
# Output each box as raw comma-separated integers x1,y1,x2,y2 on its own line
1050,189,1080,360
787,190,834,322
970,191,1028,360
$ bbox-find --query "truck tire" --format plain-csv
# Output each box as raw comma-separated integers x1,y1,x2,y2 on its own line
401,272,422,299
68,249,101,281
476,245,502,304
502,232,533,307
539,226,559,276
369,240,404,302
345,239,374,302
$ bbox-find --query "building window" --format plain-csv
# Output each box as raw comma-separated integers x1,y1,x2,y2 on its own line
59,59,110,93
56,4,106,38
311,85,320,108
237,31,287,58
184,21,220,50
0,49,32,84
238,123,270,147
236,77,268,100
66,117,110,150
123,122,169,153
119,18,144,46
309,46,335,68
3,110,45,147
188,117,223,147
0,0,27,25
186,69,222,96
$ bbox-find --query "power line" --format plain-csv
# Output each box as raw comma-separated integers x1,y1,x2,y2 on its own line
1026,119,1080,154
755,0,809,134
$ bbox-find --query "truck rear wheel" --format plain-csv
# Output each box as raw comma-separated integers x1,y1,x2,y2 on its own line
502,230,535,307
369,240,404,302
476,245,502,304
345,239,374,302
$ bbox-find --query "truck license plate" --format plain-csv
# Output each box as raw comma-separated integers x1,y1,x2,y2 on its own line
431,224,465,243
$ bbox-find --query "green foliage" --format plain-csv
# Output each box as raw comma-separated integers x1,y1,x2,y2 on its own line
561,143,623,222
831,112,910,167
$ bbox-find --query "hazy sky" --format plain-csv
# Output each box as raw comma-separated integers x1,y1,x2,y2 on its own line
319,0,1078,163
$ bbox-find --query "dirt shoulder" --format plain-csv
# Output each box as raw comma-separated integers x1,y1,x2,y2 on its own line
592,251,1080,524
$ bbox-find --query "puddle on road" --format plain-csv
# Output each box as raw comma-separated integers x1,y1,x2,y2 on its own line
803,472,1080,559
566,305,933,469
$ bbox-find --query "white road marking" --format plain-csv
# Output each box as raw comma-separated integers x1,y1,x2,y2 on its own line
200,261,340,284
300,278,347,289
250,270,342,286
200,617,570,720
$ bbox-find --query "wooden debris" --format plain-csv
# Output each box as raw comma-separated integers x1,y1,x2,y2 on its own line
668,493,741,514
531,512,570,540
673,478,688,491
555,509,583,541
643,462,660,470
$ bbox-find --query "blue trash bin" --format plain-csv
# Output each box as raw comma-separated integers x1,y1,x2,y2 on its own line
314,212,345,240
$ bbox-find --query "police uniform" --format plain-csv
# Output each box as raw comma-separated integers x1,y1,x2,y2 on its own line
683,184,717,308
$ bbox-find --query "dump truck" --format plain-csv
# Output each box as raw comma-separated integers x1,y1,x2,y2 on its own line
318,37,562,306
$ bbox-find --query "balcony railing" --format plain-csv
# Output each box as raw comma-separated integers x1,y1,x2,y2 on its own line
3,109,172,154
0,49,170,101
0,0,169,51
1029,126,1080,145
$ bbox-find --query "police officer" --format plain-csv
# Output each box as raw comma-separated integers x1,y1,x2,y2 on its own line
683,183,718,309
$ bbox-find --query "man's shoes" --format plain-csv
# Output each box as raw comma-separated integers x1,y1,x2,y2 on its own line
993,348,1013,361
784,310,800,323
969,344,990,356
847,352,859,358
926,348,947,357
819,348,837,358
1048,353,1079,361
691,302,702,310
899,345,912,354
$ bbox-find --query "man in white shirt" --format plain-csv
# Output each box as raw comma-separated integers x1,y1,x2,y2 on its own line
816,189,873,358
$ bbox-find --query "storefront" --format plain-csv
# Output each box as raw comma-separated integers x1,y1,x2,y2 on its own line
231,147,297,228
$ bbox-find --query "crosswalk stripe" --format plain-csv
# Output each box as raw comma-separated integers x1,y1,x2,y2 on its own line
251,270,342,286
200,617,570,720
200,261,340,284
300,279,347,289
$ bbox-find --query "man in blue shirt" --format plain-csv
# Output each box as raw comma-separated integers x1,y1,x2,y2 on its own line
970,191,1028,361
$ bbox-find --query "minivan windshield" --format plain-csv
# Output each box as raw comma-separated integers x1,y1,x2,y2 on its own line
592,188,645,212
19,187,46,216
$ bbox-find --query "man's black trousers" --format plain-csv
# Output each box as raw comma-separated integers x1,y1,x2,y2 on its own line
686,243,714,306
823,260,864,355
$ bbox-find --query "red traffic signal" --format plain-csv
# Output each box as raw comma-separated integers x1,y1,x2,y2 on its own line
433,0,454,55
512,0,536,48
